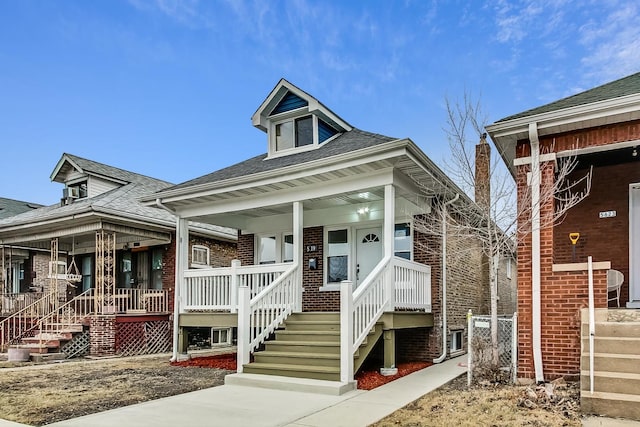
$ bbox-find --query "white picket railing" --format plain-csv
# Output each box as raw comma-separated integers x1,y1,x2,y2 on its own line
182,262,289,312
341,256,432,382
393,257,432,311
237,264,300,372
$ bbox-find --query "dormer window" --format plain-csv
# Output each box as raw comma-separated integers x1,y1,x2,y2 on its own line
270,115,339,157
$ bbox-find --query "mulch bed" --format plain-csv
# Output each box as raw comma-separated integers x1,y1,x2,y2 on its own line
355,362,432,390
172,354,431,391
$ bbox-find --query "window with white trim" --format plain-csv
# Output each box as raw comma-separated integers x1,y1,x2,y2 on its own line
256,233,294,264
48,261,67,279
326,229,349,283
211,328,232,346
191,245,210,267
394,223,412,260
270,115,339,157
451,330,464,353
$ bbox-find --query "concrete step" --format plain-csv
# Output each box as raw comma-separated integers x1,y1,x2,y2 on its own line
274,330,340,342
581,353,640,374
582,336,640,355
30,352,66,363
581,372,640,396
264,340,341,354
581,391,640,421
33,332,74,341
242,362,340,381
18,343,50,354
40,324,83,333
581,322,640,338
225,373,356,396
283,320,341,331
287,312,339,322
254,351,341,367
21,337,62,348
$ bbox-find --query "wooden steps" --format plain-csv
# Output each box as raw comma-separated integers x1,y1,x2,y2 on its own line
581,309,640,420
242,312,381,381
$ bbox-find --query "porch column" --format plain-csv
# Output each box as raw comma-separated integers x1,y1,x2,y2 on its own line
384,184,395,311
293,201,303,313
171,216,189,360
629,186,640,308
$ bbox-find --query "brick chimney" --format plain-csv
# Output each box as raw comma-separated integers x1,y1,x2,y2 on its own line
475,133,491,210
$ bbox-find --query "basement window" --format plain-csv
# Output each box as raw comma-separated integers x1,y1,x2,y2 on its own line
451,330,464,353
211,328,232,346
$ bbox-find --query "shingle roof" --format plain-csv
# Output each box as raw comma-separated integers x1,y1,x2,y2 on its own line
58,153,172,186
0,198,43,220
169,128,397,190
496,72,640,122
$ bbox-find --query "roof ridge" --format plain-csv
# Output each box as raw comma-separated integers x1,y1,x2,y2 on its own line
62,153,174,185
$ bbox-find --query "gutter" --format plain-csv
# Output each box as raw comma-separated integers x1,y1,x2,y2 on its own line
529,123,545,383
157,199,182,363
433,193,460,364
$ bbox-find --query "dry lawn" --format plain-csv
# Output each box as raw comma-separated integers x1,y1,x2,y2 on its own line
0,355,231,426
373,374,581,427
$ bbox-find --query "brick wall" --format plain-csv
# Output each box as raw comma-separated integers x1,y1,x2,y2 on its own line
31,252,69,293
237,232,254,266
302,226,340,311
90,315,117,357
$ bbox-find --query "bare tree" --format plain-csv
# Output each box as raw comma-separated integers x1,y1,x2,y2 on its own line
413,93,592,367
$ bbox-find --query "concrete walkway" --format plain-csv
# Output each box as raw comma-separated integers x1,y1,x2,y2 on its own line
0,356,466,427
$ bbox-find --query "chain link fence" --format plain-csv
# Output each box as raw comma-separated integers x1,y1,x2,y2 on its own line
467,311,517,385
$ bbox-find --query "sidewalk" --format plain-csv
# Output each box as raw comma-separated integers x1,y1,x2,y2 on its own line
0,356,466,427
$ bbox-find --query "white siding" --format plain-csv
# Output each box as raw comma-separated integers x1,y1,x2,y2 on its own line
88,176,120,197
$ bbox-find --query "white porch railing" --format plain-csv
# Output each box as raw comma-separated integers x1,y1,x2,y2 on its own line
0,292,45,316
237,264,300,372
341,256,432,382
0,291,60,350
182,262,290,312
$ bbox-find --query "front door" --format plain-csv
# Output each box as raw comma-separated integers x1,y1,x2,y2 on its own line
356,227,383,286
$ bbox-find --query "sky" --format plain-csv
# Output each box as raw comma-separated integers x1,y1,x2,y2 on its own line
1,0,639,205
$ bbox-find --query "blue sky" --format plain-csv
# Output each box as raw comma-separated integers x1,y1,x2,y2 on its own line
1,0,639,205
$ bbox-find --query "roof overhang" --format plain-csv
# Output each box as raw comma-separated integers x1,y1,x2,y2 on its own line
486,93,640,177
147,139,472,229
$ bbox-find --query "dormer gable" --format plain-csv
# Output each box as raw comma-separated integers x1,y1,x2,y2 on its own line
252,79,353,158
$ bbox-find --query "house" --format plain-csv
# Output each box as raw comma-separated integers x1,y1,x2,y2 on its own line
487,71,640,419
146,79,515,390
0,153,237,358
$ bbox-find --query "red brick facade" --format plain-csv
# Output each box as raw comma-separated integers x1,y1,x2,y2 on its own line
514,119,639,379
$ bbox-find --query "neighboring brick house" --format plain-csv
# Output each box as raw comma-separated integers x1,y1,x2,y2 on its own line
0,153,236,357
146,79,516,386
487,72,640,382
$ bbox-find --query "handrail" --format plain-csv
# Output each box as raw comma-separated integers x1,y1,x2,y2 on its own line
37,288,94,335
0,291,60,350
393,256,432,311
237,263,300,371
0,292,44,316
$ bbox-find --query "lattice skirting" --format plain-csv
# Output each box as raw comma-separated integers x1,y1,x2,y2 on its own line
62,331,90,358
115,320,172,356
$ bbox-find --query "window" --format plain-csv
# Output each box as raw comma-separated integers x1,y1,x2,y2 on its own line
256,233,294,264
151,248,163,289
451,330,464,353
394,223,411,260
48,261,67,278
327,229,349,283
120,252,132,288
276,116,313,151
191,245,210,267
81,256,92,292
211,328,232,346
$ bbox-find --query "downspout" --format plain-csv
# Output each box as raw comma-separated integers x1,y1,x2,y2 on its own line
156,199,182,362
433,193,460,364
528,124,545,383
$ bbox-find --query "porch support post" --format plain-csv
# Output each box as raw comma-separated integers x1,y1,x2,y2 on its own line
340,280,354,383
230,259,240,313
293,201,303,313
171,216,189,361
384,184,395,311
383,329,396,369
237,284,251,373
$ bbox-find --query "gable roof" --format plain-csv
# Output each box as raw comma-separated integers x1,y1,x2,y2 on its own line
166,128,396,192
0,155,236,242
0,197,43,220
497,72,640,123
50,153,166,185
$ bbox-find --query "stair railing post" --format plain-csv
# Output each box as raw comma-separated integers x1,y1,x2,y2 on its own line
340,280,354,383
230,259,241,313
237,284,251,373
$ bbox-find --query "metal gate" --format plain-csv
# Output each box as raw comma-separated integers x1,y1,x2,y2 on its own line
467,311,517,385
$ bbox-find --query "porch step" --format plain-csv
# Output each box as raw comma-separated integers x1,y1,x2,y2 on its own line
242,362,340,381
225,373,356,396
264,340,342,354
253,351,341,367
287,312,340,322
283,320,341,331
580,310,640,421
274,330,340,342
30,352,67,363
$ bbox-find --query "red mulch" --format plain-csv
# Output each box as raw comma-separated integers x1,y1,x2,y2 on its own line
170,353,237,371
355,361,432,390
170,354,431,391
